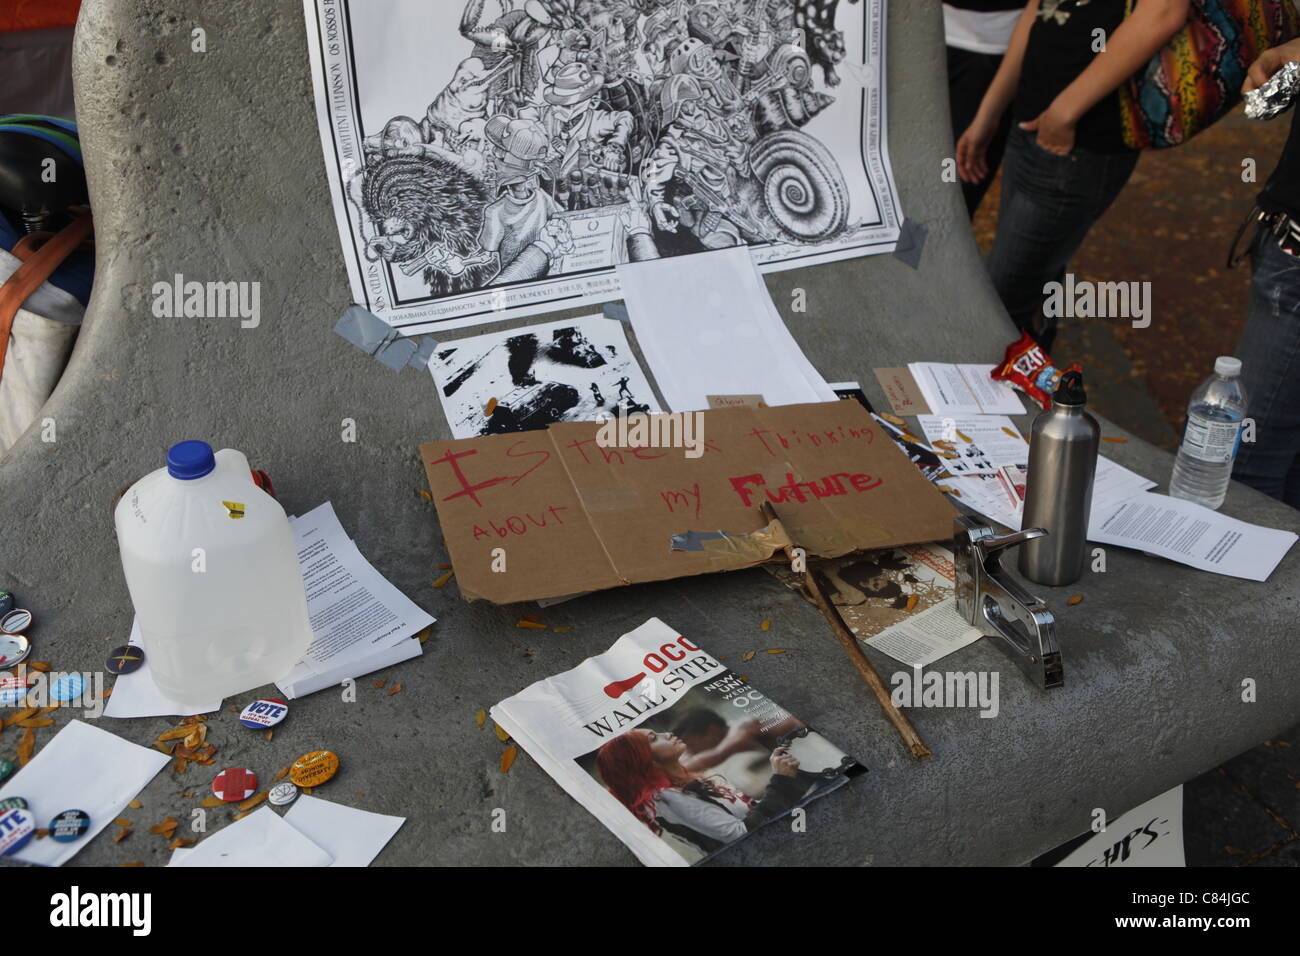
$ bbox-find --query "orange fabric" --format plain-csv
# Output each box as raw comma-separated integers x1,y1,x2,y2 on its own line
1,0,82,33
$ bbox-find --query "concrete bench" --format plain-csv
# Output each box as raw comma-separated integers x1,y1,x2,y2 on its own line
1,0,1295,866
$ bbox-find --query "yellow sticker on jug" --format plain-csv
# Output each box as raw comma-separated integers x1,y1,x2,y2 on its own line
222,501,246,519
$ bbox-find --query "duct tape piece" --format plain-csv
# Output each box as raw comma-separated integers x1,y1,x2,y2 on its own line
892,219,928,270
335,304,437,371
602,303,631,323
670,521,793,562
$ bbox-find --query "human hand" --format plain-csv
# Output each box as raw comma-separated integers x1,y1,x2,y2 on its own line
1244,38,1300,93
956,112,997,183
1019,104,1076,156
769,745,799,778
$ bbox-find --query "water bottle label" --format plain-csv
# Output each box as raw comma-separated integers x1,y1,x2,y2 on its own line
1181,412,1241,463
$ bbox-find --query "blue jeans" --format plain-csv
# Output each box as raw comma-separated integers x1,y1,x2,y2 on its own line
1232,229,1300,508
986,127,1139,352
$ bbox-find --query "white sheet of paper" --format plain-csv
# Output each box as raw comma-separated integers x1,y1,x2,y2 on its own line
945,457,1157,532
0,721,170,866
276,636,423,700
1089,491,1297,581
282,795,405,867
167,806,333,867
617,248,836,412
909,363,1025,417
290,503,435,675
429,316,661,439
864,598,983,667
103,619,223,719
917,415,1027,474
1057,786,1185,867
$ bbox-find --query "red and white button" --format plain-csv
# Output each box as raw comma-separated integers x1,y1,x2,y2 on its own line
211,767,258,803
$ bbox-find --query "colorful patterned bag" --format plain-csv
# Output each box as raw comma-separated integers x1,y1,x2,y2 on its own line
1119,0,1300,149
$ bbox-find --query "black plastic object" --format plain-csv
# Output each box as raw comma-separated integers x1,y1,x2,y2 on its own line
0,116,88,233
1054,369,1088,406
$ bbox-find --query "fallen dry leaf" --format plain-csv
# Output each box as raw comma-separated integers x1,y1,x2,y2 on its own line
760,619,771,631
18,727,35,765
156,726,195,743
201,796,224,808
956,430,972,443
35,829,49,839
128,799,142,810
1101,436,1128,444
552,625,573,633
387,683,402,696
437,563,452,570
265,730,273,742
418,489,432,501
114,818,132,827
766,648,787,655
493,723,510,743
374,679,386,689
119,862,145,867
432,570,455,588
148,818,179,837
37,705,59,716
500,745,518,773
113,828,132,844
476,710,486,730
515,619,547,630
239,792,268,812
880,412,906,426
1066,595,1084,606
906,594,919,612
485,397,499,416
417,627,432,644
1001,427,1022,440
741,650,756,662
7,707,37,724
273,766,289,783
167,837,197,850
27,661,50,673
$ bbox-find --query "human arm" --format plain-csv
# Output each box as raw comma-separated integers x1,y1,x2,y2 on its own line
956,1,1040,184
1023,0,1190,154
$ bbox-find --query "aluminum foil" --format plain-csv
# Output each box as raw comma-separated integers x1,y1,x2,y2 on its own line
1245,61,1300,121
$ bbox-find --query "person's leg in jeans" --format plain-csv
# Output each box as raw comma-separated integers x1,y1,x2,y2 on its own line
947,46,1011,217
985,127,1139,351
1232,230,1300,508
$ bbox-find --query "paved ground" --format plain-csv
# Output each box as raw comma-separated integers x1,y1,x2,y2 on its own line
971,108,1300,866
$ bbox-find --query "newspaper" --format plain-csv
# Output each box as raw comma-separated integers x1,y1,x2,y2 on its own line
769,542,982,667
491,618,863,866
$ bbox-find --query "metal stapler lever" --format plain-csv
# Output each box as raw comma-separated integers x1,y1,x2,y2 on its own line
953,516,1064,690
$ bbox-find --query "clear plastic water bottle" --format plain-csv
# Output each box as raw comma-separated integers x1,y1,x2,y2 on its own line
1169,356,1249,510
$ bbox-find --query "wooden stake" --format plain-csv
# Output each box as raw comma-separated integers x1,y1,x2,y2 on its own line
762,503,932,760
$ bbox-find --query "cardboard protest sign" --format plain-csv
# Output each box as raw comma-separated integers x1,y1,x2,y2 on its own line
420,401,956,604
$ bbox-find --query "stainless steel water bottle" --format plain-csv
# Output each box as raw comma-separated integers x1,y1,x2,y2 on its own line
1018,370,1100,586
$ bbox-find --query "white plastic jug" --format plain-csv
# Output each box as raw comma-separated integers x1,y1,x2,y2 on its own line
113,441,312,704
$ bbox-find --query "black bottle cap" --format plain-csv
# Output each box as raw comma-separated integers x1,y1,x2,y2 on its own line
1055,370,1087,406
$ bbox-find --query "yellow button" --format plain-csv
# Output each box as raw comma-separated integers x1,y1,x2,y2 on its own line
290,750,339,788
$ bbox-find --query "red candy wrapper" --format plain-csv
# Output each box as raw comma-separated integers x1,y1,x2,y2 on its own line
992,331,1080,410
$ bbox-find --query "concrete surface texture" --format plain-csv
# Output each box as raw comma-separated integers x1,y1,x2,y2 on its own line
0,0,1296,866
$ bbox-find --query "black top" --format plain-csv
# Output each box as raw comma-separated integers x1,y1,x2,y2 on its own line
946,0,1025,10
1259,108,1300,219
1013,0,1136,153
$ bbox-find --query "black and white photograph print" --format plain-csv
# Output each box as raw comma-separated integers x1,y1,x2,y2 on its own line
429,314,661,438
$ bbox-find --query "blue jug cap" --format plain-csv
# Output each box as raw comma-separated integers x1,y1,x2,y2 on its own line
167,440,216,480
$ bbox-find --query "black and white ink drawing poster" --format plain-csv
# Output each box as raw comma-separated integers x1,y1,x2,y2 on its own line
304,0,903,333
430,315,662,438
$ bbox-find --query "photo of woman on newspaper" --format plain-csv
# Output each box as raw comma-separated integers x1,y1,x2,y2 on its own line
586,692,857,862
596,728,804,855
